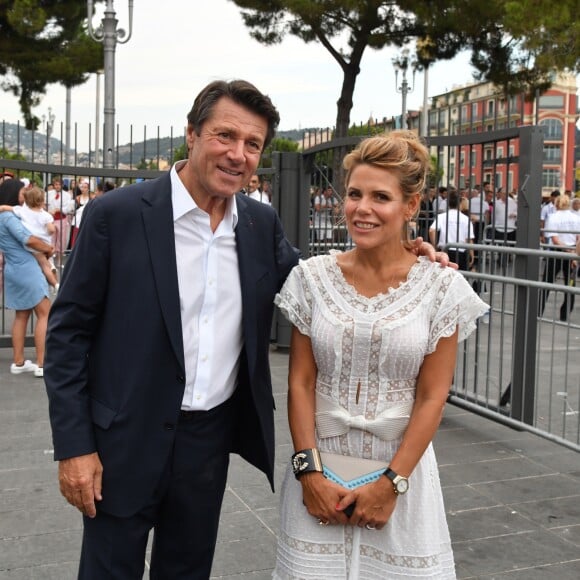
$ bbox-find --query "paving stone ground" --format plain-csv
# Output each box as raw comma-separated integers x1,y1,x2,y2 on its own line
1,348,579,579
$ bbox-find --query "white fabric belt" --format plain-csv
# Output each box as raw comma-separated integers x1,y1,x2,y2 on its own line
315,394,413,442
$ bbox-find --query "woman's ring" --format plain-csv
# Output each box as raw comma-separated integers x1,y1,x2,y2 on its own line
318,519,329,526
365,523,376,530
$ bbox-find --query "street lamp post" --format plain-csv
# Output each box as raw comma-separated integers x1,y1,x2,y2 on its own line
87,0,134,169
42,107,56,163
392,48,416,130
95,70,103,167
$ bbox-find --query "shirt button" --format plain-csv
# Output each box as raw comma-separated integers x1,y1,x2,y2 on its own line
176,375,185,383
164,423,174,431
201,355,208,362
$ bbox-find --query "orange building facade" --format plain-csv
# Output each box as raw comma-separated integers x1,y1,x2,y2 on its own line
427,72,578,197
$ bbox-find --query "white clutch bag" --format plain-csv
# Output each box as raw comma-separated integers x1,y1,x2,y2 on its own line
320,452,388,490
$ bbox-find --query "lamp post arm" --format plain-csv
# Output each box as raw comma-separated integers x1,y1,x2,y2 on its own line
117,0,134,44
87,0,104,41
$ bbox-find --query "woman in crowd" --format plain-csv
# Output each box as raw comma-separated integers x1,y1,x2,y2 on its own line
274,131,488,579
0,179,53,377
70,178,93,248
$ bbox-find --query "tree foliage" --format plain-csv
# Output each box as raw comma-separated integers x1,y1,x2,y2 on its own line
0,0,103,130
230,0,579,138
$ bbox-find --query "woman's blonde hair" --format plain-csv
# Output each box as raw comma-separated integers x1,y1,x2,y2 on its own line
342,131,430,244
23,186,46,209
555,194,571,210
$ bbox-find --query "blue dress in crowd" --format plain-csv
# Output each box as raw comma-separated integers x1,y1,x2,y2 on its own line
0,212,48,310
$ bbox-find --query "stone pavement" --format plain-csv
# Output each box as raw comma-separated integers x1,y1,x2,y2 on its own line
1,347,579,579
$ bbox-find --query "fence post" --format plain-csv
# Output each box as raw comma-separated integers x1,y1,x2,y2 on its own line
511,125,543,423
274,151,309,348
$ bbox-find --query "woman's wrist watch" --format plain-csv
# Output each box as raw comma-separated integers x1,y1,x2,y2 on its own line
383,467,409,495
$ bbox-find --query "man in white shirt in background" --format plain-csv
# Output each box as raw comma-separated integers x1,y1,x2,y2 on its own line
540,190,560,244
46,176,75,268
430,190,474,271
246,173,271,205
539,194,580,321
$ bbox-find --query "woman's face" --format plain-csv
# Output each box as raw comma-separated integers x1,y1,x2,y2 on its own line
344,163,418,250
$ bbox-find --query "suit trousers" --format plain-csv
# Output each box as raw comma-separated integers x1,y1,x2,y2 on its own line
78,396,236,580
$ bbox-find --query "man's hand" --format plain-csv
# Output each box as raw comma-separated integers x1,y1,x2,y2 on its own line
411,236,458,269
58,452,103,518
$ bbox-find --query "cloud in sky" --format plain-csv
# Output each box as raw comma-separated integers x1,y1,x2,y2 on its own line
1,0,547,147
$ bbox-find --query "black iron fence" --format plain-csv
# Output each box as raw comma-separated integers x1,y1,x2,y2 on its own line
2,124,579,449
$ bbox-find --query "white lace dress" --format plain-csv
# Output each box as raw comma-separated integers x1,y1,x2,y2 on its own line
273,253,488,580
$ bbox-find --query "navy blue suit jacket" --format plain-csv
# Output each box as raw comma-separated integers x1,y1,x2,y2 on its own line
44,173,298,517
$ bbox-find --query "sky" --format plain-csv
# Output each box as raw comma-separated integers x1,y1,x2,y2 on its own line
1,0,575,150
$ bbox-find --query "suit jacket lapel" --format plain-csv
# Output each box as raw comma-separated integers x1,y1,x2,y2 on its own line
235,194,258,372
141,174,185,372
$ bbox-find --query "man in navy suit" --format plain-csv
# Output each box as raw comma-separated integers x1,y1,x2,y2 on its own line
44,79,299,579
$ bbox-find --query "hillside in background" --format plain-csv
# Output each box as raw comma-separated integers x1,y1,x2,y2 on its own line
0,122,315,166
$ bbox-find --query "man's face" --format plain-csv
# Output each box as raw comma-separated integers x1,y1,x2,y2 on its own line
185,97,267,204
52,180,62,192
247,175,260,193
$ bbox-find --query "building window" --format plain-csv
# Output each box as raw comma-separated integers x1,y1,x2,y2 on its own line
495,173,502,189
487,100,494,116
459,175,465,189
484,173,492,185
509,95,518,112
429,111,437,131
485,149,492,161
507,171,513,192
462,105,468,123
539,95,564,109
470,151,477,167
471,102,478,120
539,118,563,140
497,146,504,158
460,151,465,168
543,144,561,163
449,163,455,181
542,168,560,188
509,145,515,157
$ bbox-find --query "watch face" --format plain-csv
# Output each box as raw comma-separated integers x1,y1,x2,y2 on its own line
395,477,409,494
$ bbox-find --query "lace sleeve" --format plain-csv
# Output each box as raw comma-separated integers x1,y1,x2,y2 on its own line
427,270,489,354
274,261,312,337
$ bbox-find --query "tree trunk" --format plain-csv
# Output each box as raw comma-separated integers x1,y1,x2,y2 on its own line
332,63,360,195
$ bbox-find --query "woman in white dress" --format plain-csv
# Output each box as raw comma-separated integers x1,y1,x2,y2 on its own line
274,131,488,579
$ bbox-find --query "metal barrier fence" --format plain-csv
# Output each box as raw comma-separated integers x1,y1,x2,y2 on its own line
3,125,580,450
452,244,580,451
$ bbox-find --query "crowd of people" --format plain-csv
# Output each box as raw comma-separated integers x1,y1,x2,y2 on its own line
0,174,116,377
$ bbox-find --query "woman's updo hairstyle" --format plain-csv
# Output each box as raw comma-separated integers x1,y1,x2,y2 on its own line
343,130,430,205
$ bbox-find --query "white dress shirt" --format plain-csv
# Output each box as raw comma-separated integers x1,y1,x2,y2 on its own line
492,197,517,232
47,188,74,217
545,210,580,248
171,163,243,411
248,189,271,205
429,209,474,251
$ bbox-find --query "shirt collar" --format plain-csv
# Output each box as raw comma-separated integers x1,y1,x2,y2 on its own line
170,161,238,228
